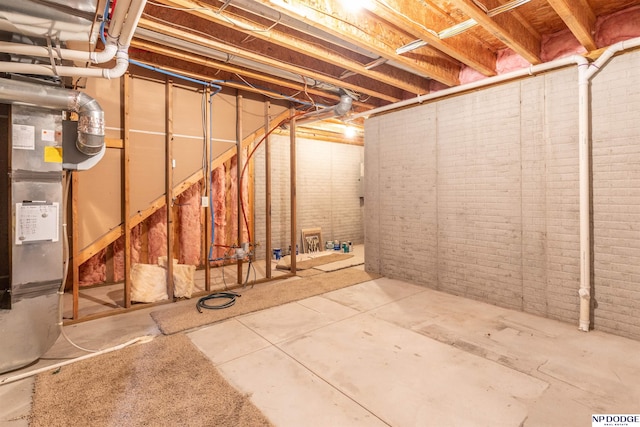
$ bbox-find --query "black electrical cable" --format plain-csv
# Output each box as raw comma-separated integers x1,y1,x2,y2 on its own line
196,292,240,313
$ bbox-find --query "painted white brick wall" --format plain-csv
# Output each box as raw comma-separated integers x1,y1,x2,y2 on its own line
366,67,588,331
254,133,364,259
592,50,640,340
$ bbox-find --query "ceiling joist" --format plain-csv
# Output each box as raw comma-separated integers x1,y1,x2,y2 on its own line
151,0,432,96
546,0,597,51
451,0,541,64
250,0,461,86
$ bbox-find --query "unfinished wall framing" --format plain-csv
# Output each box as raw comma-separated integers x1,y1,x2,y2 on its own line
254,132,365,260
67,66,291,319
365,49,640,340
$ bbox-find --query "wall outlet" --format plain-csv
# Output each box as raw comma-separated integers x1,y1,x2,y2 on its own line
201,196,209,207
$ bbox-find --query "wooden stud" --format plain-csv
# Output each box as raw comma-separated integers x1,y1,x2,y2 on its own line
265,100,272,279
123,73,132,308
290,109,297,274
165,79,175,300
71,171,79,319
204,87,212,292
236,93,243,285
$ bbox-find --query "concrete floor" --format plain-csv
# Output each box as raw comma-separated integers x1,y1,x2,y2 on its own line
2,252,640,425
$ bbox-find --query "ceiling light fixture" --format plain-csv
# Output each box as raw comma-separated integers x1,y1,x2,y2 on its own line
344,125,357,138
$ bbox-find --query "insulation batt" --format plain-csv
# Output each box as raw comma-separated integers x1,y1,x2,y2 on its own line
112,224,141,282
212,164,227,260
541,30,587,62
177,182,201,265
78,248,106,286
147,206,168,265
130,263,168,303
596,5,640,46
230,156,239,245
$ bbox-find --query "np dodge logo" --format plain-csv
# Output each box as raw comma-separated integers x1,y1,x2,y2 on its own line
593,414,640,427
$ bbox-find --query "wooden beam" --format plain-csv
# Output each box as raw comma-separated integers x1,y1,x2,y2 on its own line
204,87,211,291
106,138,123,149
137,18,402,103
165,79,175,300
123,73,132,308
368,0,496,76
250,0,460,86
130,43,375,111
290,110,297,274
451,0,541,64
71,171,79,319
264,100,272,279
546,0,597,51
154,0,432,95
236,93,243,285
277,127,364,146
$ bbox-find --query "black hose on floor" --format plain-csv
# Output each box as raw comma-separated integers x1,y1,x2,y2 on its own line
196,292,240,313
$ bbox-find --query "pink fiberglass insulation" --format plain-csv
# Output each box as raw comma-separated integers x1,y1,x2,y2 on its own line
242,147,250,243
113,235,125,282
79,248,106,286
177,182,201,265
147,206,168,265
459,66,487,85
541,30,587,62
212,164,227,261
112,224,142,282
596,5,640,46
496,48,531,74
230,156,239,246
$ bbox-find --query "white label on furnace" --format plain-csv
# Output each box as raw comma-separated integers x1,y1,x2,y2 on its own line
15,202,59,245
12,124,35,150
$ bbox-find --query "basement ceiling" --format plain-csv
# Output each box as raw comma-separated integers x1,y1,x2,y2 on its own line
133,0,640,114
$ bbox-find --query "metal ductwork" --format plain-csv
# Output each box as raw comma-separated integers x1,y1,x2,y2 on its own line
0,77,104,156
296,93,354,126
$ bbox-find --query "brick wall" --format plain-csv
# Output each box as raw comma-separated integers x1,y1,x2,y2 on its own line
254,134,364,260
592,51,640,339
366,50,640,340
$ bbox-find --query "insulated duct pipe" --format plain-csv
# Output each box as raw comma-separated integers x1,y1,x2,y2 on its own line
350,36,640,332
0,0,146,79
0,78,104,155
295,93,353,126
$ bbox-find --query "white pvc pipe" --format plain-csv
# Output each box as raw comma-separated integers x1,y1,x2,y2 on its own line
0,335,154,386
349,54,587,121
0,0,145,78
118,0,147,47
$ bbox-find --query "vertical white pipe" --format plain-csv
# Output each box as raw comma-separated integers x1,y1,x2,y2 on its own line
577,36,640,331
577,63,591,332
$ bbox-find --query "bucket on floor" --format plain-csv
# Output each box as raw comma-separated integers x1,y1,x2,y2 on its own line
273,248,281,260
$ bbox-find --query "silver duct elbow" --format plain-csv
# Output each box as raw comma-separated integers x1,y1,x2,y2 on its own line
334,94,353,116
72,93,105,156
295,93,354,126
0,78,104,156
